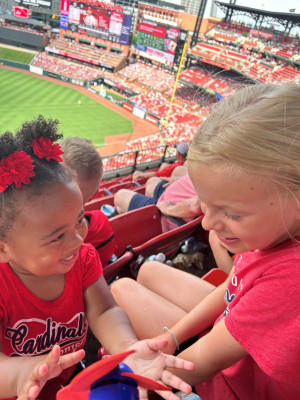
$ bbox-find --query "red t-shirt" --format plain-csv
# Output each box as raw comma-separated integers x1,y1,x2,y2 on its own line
0,244,102,399
196,238,300,400
84,210,116,266
155,161,184,178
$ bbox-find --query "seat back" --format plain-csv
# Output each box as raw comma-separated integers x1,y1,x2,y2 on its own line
84,195,115,211
129,215,206,277
132,184,146,195
202,268,228,286
91,188,108,200
108,181,135,194
103,251,134,283
110,205,162,257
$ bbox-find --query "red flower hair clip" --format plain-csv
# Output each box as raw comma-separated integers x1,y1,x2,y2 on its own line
32,137,63,162
0,151,36,193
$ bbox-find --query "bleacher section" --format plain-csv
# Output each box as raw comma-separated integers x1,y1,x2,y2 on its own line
26,27,299,173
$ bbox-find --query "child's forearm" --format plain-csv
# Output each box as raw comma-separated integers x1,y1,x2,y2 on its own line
90,305,138,355
0,351,41,397
169,318,248,387
169,274,232,346
0,345,84,399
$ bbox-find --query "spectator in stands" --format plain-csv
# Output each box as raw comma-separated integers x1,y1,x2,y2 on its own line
111,84,300,400
132,142,189,182
60,137,116,266
0,116,193,399
114,171,202,233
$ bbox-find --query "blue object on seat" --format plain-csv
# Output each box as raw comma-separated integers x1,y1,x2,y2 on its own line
104,188,113,196
101,204,117,219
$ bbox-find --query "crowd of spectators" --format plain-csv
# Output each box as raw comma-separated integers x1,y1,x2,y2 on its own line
47,39,126,72
0,21,45,35
129,91,166,109
191,27,299,85
118,62,177,93
32,53,102,81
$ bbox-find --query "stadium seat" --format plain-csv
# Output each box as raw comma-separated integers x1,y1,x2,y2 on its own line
91,188,109,200
202,268,228,286
110,205,162,258
84,195,115,211
103,214,206,283
134,177,148,185
128,214,206,277
132,184,146,195
108,181,136,194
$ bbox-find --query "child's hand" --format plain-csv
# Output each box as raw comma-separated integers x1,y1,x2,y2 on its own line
17,345,85,400
125,338,194,400
153,332,177,355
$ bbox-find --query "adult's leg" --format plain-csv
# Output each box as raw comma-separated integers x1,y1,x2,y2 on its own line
114,189,136,214
145,177,161,197
111,262,215,339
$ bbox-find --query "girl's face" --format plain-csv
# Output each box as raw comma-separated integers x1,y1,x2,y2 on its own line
188,163,300,254
2,181,88,277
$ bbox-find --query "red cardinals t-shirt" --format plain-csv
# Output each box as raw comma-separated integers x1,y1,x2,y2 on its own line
196,238,300,400
0,243,102,399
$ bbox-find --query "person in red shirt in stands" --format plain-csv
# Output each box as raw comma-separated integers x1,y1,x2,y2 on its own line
132,142,189,182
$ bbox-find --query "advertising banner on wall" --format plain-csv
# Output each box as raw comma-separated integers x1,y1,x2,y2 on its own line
14,7,29,18
15,0,52,9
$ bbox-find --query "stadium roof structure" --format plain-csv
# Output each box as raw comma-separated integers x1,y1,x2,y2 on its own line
3,14,50,28
215,1,300,32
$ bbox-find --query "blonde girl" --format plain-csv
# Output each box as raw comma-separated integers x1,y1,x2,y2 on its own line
112,84,300,400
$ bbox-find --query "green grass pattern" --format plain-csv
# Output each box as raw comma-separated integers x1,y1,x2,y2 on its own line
0,47,35,64
0,69,133,147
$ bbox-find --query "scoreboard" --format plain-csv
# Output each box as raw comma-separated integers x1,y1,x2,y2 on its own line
60,1,132,45
135,20,180,65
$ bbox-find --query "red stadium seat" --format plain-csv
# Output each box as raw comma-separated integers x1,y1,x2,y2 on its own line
134,177,148,185
110,205,162,258
132,184,146,195
91,188,109,200
202,268,228,286
84,195,115,211
108,181,136,194
128,214,206,277
103,214,206,283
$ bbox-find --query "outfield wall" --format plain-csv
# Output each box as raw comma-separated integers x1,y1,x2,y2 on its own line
0,59,29,70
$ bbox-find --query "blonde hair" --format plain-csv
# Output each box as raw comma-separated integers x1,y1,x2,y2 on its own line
60,137,103,181
188,84,300,193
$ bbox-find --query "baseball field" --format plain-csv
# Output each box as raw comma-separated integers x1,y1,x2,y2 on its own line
0,68,133,147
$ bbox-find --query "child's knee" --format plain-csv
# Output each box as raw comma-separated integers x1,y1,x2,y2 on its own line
137,261,163,285
110,277,135,300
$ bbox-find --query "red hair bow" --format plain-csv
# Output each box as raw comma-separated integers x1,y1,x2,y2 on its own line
32,137,63,162
0,151,36,193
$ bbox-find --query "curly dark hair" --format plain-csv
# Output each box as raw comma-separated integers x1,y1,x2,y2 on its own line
0,115,73,240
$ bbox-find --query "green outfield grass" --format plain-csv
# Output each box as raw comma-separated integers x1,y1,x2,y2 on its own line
0,69,133,147
0,47,35,64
